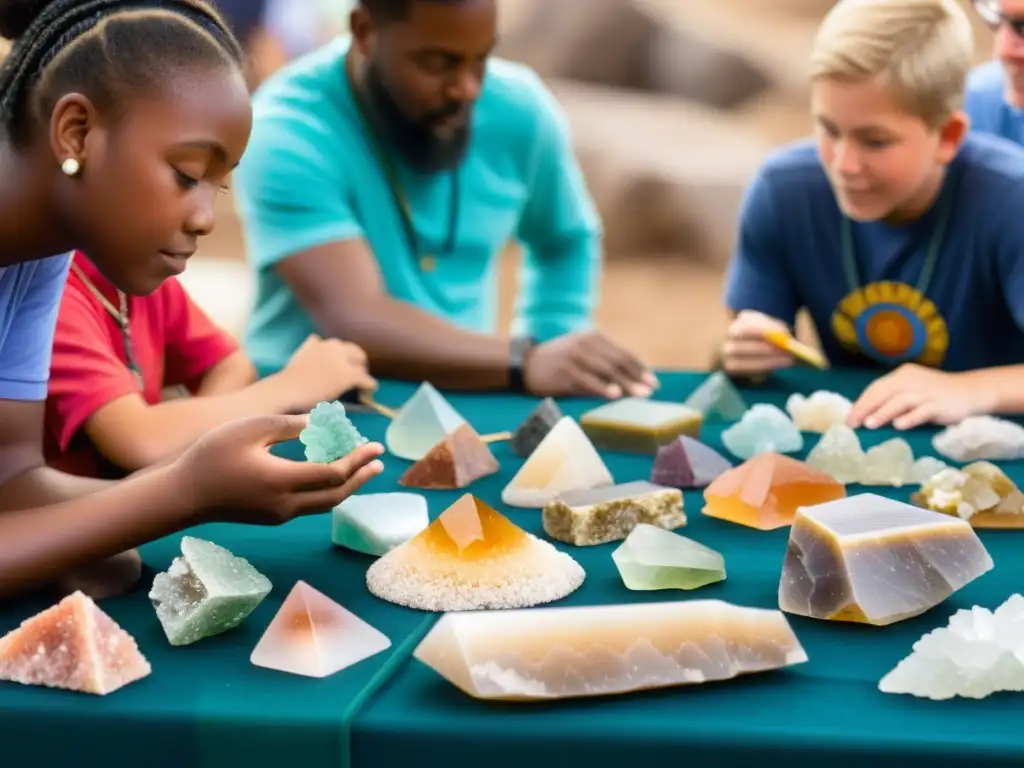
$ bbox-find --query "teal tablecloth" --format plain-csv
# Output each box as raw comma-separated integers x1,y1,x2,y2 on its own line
1,369,1023,766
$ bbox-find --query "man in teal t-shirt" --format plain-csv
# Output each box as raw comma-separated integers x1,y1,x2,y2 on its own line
234,0,656,399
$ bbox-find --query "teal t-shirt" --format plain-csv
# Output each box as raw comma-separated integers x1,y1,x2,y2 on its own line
234,36,602,373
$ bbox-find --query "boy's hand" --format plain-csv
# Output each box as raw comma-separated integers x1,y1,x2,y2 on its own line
847,363,992,430
172,414,384,524
721,310,795,376
279,334,378,408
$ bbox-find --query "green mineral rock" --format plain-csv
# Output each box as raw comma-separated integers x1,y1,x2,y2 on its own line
612,524,726,591
300,400,367,463
149,537,272,646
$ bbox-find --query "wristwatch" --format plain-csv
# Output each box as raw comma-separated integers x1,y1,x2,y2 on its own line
508,335,535,393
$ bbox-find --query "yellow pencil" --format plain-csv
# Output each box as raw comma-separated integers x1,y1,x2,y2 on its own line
762,329,829,370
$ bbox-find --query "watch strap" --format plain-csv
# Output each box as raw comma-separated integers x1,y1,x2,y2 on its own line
508,335,534,393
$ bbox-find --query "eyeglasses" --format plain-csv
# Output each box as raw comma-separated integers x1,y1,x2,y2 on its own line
974,0,1024,36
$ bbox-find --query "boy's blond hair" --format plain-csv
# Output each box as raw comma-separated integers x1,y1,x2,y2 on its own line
809,0,974,127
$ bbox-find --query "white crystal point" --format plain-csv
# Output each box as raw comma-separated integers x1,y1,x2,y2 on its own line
250,581,391,678
933,416,1024,462
805,424,864,484
910,456,949,484
413,600,807,701
721,404,803,460
332,493,429,556
502,417,614,508
385,382,467,460
149,537,272,646
785,391,853,433
879,595,1024,700
860,438,915,486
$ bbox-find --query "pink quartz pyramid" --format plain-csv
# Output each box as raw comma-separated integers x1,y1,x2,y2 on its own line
250,581,391,678
0,591,151,695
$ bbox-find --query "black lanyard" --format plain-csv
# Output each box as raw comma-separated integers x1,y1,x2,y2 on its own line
350,71,459,272
838,175,956,296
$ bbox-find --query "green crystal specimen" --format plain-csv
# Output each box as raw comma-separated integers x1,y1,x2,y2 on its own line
684,371,747,421
149,537,272,646
300,400,367,463
612,524,725,591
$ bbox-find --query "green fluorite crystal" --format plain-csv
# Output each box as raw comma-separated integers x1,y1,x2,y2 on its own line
612,524,725,591
149,537,272,646
300,400,367,463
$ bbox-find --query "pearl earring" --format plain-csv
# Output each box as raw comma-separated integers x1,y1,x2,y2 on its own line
61,158,80,177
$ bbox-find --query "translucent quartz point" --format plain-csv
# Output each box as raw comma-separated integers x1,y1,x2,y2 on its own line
502,417,613,508
541,481,685,546
703,453,845,530
413,600,807,701
785,391,853,433
149,536,272,646
0,591,151,696
398,423,499,489
879,594,1024,700
299,400,367,463
933,415,1024,462
721,404,803,459
612,524,726,591
332,493,429,556
805,424,864,484
910,456,949,484
912,462,1024,528
385,382,467,461
510,398,563,458
580,398,703,454
250,581,391,678
779,494,994,626
650,436,732,489
366,494,585,611
860,438,915,486
683,372,747,420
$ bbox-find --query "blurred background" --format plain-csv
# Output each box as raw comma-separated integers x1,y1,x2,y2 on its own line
0,0,1000,370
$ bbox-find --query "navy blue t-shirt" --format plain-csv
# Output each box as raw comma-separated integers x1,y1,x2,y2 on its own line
725,133,1024,372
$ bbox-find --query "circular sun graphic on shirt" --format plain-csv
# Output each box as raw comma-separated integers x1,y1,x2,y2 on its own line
831,281,949,367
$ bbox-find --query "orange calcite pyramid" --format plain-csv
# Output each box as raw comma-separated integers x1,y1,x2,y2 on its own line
366,494,585,611
399,423,499,489
0,591,151,695
250,581,391,678
703,453,846,530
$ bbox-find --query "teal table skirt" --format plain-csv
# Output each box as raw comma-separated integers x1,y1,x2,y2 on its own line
1,369,1023,766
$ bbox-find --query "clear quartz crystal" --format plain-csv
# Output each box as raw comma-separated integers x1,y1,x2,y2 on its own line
721,404,803,459
860,439,915,486
785,391,853,433
805,424,864,484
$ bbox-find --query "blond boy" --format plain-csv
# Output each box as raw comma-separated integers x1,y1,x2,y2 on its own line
722,0,1024,430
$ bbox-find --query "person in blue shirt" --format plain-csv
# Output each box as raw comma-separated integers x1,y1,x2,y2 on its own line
723,0,1024,431
0,0,382,602
233,0,658,400
964,0,1024,144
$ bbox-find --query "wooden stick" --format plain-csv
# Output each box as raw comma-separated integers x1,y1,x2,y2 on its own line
358,393,399,419
481,431,512,444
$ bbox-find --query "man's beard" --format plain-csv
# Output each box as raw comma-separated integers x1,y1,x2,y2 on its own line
363,58,471,173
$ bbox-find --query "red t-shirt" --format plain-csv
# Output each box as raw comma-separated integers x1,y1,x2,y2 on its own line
45,252,240,478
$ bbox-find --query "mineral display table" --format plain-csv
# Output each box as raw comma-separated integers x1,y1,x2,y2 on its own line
2,369,1024,767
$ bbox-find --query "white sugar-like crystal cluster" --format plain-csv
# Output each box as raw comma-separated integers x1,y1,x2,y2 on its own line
879,595,1024,700
785,391,853,433
933,416,1024,462
721,404,803,460
805,425,947,487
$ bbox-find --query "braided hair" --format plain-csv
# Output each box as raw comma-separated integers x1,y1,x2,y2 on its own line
0,0,244,146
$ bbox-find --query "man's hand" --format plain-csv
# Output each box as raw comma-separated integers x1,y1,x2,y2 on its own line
847,363,994,430
721,310,795,376
524,330,658,398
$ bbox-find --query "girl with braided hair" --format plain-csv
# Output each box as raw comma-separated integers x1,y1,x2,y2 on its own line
0,0,384,601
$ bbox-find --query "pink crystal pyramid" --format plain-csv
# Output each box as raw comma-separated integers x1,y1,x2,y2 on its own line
250,581,391,678
0,591,151,695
